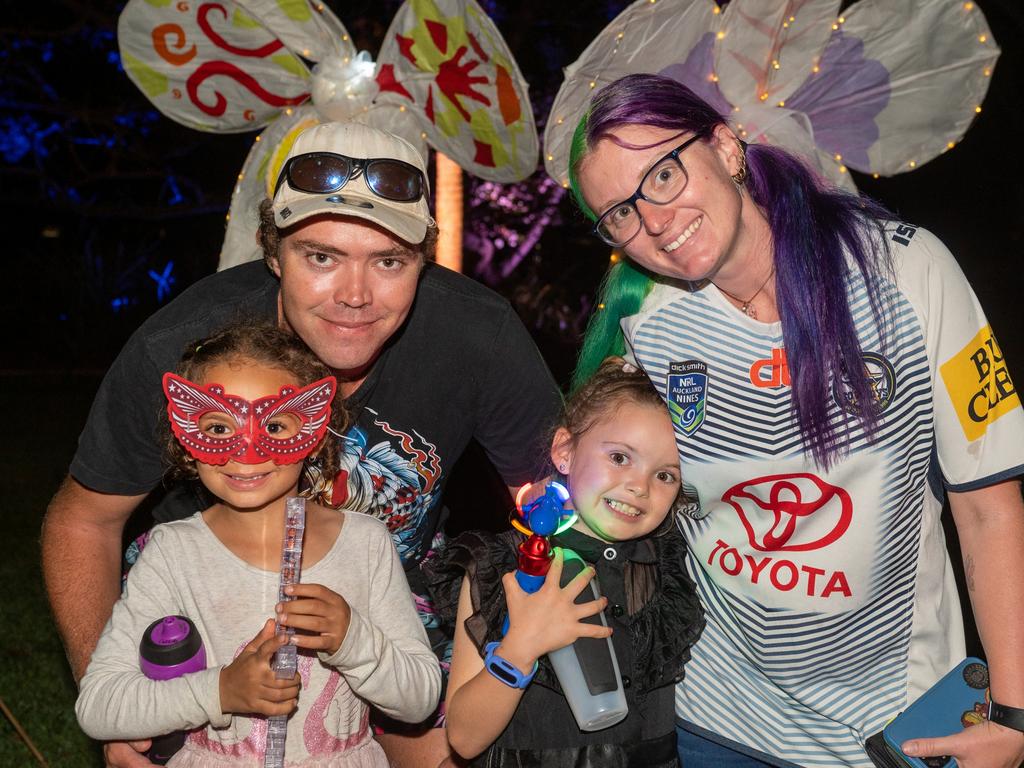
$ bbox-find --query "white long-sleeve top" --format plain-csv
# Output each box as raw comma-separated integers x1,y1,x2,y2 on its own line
76,511,440,764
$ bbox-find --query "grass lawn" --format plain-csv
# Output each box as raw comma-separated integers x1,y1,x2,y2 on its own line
1,373,104,766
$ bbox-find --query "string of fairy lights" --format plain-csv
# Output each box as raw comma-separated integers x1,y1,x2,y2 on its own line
545,0,996,191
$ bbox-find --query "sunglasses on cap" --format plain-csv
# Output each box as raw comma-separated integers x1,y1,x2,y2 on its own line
274,152,426,203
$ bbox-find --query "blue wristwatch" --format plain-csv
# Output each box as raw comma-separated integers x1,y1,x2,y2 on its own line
483,642,537,689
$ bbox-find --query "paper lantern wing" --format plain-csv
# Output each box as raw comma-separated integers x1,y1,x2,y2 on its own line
375,0,539,182
232,0,355,62
714,0,840,109
543,0,723,187
543,0,999,192
716,0,1000,178
825,0,999,175
220,105,322,270
117,0,316,132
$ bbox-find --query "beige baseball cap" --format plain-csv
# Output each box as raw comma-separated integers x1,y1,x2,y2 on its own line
271,122,434,245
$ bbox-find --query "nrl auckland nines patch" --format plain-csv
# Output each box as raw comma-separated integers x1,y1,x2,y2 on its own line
667,360,708,436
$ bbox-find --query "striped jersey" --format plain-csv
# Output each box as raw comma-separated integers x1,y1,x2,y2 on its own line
621,224,1023,767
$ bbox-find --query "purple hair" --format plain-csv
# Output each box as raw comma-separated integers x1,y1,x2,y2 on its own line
569,74,894,470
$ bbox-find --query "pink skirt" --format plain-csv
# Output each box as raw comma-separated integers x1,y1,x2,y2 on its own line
168,732,389,768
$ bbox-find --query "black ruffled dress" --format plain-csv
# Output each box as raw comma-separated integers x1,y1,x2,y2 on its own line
425,524,705,768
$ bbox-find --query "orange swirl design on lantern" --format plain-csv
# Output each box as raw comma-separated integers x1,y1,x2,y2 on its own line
152,23,196,66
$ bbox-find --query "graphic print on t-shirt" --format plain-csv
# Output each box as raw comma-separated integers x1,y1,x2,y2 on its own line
666,360,709,435
940,325,1019,441
307,407,442,565
722,473,852,553
832,351,898,415
699,459,881,609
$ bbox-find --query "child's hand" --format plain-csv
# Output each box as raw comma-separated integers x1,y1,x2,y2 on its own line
500,548,611,669
276,583,352,656
219,618,300,717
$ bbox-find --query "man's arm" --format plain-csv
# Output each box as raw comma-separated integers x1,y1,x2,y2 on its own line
474,305,563,489
901,479,1024,767
41,476,147,681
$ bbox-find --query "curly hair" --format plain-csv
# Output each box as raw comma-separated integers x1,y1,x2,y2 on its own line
163,320,348,491
561,356,668,442
256,198,439,268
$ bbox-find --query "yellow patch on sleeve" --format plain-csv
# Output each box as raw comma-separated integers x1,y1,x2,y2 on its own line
940,326,1019,441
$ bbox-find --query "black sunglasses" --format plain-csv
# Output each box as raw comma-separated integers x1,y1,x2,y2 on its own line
274,152,426,203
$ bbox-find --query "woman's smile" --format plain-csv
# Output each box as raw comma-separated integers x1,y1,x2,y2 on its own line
663,215,703,253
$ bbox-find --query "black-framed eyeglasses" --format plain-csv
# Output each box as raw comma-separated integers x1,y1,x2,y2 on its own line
594,131,708,248
274,152,426,203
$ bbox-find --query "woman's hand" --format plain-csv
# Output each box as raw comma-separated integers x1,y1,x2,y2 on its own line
219,619,299,716
499,548,611,670
276,583,352,656
902,720,1024,768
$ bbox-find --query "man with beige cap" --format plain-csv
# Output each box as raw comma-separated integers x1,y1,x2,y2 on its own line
43,122,561,767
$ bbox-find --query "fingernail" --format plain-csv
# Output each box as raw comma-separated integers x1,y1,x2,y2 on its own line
902,742,918,756
284,585,294,595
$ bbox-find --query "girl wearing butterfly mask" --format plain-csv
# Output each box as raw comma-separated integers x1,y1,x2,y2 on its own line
76,322,440,767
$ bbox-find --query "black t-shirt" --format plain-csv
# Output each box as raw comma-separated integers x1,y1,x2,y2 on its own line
71,260,562,566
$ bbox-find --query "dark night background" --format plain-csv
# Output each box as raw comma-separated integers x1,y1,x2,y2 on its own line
4,0,1021,384
1,0,1022,673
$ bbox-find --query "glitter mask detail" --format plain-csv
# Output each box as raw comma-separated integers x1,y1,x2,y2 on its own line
163,372,336,466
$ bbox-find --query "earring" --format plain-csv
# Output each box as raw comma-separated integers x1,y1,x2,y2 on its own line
558,463,567,474
731,139,748,186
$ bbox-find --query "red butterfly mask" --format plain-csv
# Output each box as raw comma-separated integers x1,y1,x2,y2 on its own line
162,372,336,466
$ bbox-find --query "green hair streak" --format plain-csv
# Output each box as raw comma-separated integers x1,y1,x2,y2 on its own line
567,111,656,394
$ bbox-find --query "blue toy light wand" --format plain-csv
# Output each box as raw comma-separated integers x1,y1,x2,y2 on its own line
505,481,629,731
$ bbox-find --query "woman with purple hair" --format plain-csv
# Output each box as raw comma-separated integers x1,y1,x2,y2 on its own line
568,73,1024,768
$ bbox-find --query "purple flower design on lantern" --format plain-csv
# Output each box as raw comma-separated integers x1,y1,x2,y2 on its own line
786,30,890,170
543,0,999,191
661,33,734,119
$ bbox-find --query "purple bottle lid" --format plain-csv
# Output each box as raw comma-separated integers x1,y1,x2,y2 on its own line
151,616,191,645
140,615,206,681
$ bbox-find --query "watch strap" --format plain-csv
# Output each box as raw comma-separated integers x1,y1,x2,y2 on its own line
983,704,1024,733
989,700,1024,733
483,641,537,689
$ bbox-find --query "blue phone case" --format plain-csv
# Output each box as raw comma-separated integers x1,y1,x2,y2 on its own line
882,658,990,768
